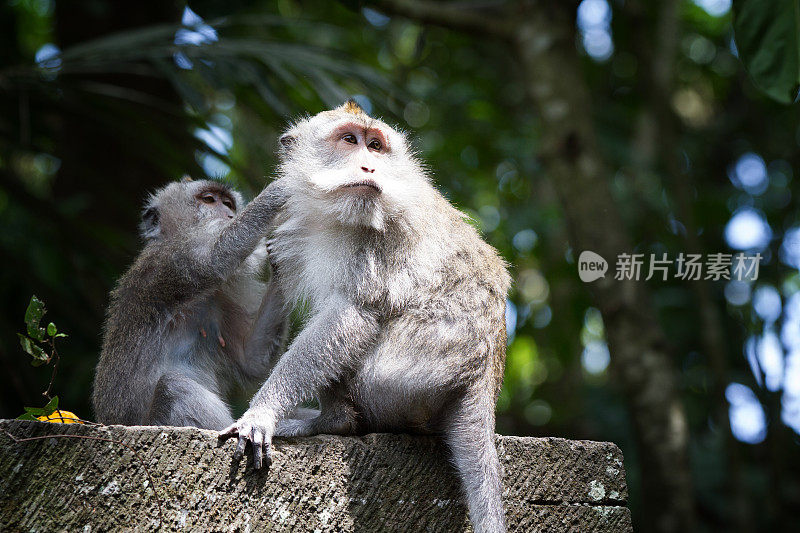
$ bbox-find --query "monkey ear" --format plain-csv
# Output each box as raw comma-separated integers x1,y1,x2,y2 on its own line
279,134,296,150
139,206,161,241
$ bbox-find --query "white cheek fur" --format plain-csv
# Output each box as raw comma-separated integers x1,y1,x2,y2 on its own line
308,167,356,191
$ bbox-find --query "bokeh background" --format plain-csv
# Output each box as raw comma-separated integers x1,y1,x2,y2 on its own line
1,1,798,531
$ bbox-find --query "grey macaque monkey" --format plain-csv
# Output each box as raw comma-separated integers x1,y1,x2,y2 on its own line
221,102,511,533
92,177,287,430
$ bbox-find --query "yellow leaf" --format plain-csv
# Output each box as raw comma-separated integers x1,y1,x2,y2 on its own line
37,410,83,424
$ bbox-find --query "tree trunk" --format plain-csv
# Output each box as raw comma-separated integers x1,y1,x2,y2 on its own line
371,1,698,531
513,7,695,531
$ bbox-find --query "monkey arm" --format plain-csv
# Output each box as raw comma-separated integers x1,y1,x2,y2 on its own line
251,299,378,416
221,298,379,468
205,180,287,283
240,280,289,381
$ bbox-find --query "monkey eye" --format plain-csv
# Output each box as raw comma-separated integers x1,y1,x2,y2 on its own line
200,193,216,204
368,139,382,151
222,198,235,210
342,133,357,144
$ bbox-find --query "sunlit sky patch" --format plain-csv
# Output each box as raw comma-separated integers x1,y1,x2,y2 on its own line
724,207,772,250
780,293,800,351
362,7,390,28
34,43,61,69
781,295,800,433
728,35,739,58
176,6,218,45
782,350,800,433
692,0,731,17
194,125,233,156
729,152,768,195
780,227,800,269
512,229,538,253
582,341,610,374
758,330,784,392
174,52,193,70
197,152,230,177
577,0,614,62
744,336,763,388
726,383,767,444
505,300,517,339
174,6,218,70
577,0,610,32
724,281,750,306
753,285,782,323
580,308,609,374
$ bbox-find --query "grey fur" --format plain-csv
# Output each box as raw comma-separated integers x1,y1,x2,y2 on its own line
222,105,511,533
92,178,288,430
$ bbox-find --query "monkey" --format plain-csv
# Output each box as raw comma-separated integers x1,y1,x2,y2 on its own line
221,102,511,533
92,177,288,430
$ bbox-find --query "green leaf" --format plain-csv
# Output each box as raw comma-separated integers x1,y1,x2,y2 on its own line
54,333,68,338
733,0,800,104
24,295,47,341
47,322,57,336
17,334,34,355
43,396,59,415
21,397,60,419
20,397,57,418
18,334,48,364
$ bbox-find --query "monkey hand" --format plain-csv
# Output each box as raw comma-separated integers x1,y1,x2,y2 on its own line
262,177,290,211
219,406,277,469
265,238,279,275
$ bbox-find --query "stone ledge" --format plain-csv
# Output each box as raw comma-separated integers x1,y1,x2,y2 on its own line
0,420,631,531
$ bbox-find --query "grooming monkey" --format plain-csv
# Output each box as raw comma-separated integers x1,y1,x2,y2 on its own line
222,102,511,533
92,178,287,429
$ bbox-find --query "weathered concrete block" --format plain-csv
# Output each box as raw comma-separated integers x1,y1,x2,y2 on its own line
0,420,631,532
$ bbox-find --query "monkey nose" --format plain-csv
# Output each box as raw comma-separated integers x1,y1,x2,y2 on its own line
361,166,375,174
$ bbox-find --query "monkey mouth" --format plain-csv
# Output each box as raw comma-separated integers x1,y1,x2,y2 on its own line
339,179,382,195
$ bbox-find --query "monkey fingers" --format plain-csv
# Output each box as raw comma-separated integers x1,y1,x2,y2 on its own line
250,427,271,469
219,421,247,458
265,238,279,275
233,433,247,460
220,417,274,469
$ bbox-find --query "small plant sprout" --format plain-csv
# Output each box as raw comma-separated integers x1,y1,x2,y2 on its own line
16,295,77,422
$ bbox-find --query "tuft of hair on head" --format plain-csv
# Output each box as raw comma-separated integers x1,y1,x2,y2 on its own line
340,99,368,117
181,175,194,183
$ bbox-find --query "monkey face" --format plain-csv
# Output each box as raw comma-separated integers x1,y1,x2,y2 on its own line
140,179,243,240
277,103,432,231
194,187,237,222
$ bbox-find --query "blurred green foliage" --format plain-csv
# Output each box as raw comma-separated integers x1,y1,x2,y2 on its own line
733,0,800,104
1,0,800,531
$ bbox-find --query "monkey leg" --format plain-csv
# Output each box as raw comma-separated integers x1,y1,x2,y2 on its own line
273,407,319,437
443,393,506,533
275,397,357,437
146,372,234,430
